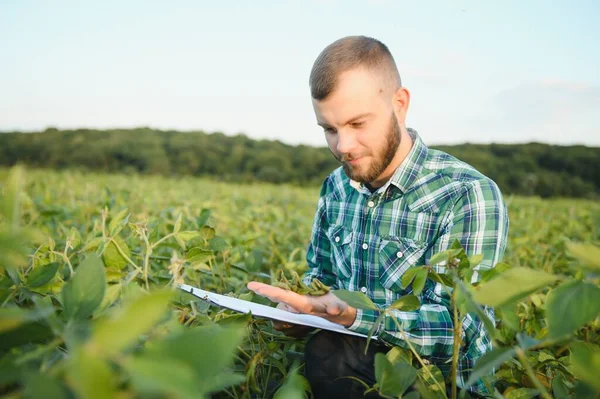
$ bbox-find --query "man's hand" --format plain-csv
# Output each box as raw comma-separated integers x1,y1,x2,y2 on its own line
247,281,357,327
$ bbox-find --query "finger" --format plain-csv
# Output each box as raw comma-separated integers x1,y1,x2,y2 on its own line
248,282,314,312
247,282,290,303
327,303,342,316
273,319,295,330
281,303,300,314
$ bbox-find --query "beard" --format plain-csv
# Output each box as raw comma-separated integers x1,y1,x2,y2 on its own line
340,112,401,184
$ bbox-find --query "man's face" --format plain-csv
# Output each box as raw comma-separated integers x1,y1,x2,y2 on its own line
312,67,401,184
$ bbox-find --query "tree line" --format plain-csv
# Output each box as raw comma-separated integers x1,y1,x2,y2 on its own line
1,127,598,198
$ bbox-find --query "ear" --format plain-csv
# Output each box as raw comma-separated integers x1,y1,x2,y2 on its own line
392,87,410,124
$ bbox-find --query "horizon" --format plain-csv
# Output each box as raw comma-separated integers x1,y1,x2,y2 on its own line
2,126,597,149
1,1,599,146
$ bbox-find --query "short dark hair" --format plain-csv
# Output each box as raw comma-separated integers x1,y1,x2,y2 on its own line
309,36,401,100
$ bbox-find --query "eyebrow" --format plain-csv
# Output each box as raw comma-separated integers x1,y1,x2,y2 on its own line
317,112,373,128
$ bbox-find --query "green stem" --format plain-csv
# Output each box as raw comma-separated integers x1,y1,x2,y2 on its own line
131,251,172,261
141,231,151,290
152,232,176,248
108,237,142,272
516,348,552,399
451,302,462,399
49,250,74,277
387,312,448,398
63,247,74,277
101,207,108,239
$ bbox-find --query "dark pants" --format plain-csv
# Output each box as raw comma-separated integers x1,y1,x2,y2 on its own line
303,330,487,399
304,330,393,399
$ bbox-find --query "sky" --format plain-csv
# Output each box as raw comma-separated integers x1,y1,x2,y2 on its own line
1,0,599,147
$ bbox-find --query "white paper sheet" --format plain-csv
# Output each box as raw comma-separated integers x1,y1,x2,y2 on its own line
178,284,376,339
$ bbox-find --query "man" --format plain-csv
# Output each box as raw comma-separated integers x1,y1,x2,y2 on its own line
248,36,509,398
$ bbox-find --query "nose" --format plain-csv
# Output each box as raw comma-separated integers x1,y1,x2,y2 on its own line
336,129,358,156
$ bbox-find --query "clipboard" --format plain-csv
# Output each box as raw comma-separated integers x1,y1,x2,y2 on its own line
178,283,375,339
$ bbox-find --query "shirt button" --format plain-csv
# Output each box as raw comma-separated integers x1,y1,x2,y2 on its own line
367,200,375,208
362,243,369,250
396,251,403,258
335,236,340,243
360,286,368,293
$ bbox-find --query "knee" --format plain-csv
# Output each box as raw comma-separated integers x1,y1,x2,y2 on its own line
304,330,340,361
304,330,344,376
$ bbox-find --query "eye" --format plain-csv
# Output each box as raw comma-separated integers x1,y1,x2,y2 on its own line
350,121,365,129
323,127,336,134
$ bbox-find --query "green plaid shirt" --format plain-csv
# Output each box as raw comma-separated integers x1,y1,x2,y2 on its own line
303,128,509,394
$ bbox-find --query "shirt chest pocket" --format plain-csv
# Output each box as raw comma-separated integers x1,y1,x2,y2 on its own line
326,224,353,279
378,237,428,294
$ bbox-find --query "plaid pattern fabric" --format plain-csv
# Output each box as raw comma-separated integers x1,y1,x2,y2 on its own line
302,128,509,394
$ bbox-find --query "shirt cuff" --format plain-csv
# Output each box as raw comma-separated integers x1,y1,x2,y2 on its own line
346,308,382,336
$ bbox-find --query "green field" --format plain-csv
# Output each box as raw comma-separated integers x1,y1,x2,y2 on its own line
1,167,599,398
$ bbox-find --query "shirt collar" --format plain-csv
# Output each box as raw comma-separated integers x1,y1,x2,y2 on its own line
349,128,428,195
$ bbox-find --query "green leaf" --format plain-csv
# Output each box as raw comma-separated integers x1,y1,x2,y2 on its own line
215,312,252,327
274,362,309,399
47,236,56,252
0,322,54,351
454,279,497,340
416,364,445,396
402,266,425,289
102,235,130,270
429,270,454,287
91,290,172,356
0,307,54,334
0,165,24,229
546,280,600,338
124,356,201,398
108,208,129,236
472,267,559,307
68,227,82,249
142,324,246,393
428,249,453,266
200,226,216,240
411,267,428,296
386,346,412,365
505,387,540,399
62,255,106,320
469,254,484,268
462,347,517,392
187,247,214,264
551,374,570,399
209,236,230,251
497,303,520,331
173,212,183,234
570,342,600,390
82,237,105,252
374,352,417,397
573,380,598,398
366,312,385,352
177,231,201,242
204,373,246,394
197,208,211,226
67,349,116,399
26,262,59,287
23,372,70,399
390,295,420,311
537,350,555,363
479,262,511,283
332,290,378,310
565,242,600,271
95,283,122,315
0,227,42,269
